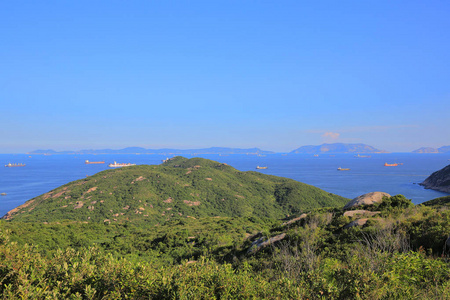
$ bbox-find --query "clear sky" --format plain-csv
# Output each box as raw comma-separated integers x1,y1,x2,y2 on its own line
1,1,449,153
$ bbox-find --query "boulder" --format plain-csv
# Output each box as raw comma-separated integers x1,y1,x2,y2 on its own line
344,218,369,229
344,192,391,210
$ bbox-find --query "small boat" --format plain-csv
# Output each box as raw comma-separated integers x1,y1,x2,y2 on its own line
5,163,26,167
256,166,268,170
108,161,136,168
85,160,105,164
1,193,6,196
384,163,398,167
337,167,350,171
354,154,371,158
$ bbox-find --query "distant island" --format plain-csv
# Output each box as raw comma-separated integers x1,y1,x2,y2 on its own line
290,143,387,154
28,147,275,155
412,146,450,153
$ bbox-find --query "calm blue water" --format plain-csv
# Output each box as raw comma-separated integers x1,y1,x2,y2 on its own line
1,153,449,217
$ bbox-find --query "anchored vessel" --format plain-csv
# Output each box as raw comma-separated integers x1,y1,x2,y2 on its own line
5,163,26,167
256,166,268,169
337,167,350,171
384,163,398,167
85,160,105,164
108,161,136,168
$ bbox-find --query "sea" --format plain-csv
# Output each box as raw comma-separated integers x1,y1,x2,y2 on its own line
1,153,449,218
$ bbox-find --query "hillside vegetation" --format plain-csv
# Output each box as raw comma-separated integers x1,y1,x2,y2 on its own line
2,194,450,298
3,156,347,223
2,158,450,298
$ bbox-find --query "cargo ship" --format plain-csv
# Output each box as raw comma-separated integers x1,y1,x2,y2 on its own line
5,163,26,167
384,163,398,167
337,167,350,171
108,161,136,168
85,160,105,164
256,166,268,169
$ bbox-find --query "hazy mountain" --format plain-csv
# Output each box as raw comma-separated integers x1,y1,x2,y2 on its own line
412,147,440,153
290,143,387,154
28,147,275,155
412,146,450,153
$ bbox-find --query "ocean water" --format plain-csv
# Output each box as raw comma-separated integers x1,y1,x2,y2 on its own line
1,153,449,217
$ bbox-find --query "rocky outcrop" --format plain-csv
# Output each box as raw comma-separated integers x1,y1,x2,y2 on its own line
343,192,391,210
344,218,369,229
2,200,35,220
343,210,380,218
281,213,308,227
247,233,287,254
420,165,450,194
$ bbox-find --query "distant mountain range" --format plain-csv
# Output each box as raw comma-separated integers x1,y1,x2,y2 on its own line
290,143,387,154
29,143,393,155
412,146,450,153
28,147,275,155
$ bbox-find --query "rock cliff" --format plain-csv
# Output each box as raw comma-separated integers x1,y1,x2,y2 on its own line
420,165,450,193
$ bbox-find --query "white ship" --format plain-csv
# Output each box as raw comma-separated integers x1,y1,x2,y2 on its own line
108,161,136,168
5,163,26,167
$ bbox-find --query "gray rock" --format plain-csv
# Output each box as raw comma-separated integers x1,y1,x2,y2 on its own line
247,233,287,254
343,210,380,218
344,218,369,229
281,213,308,227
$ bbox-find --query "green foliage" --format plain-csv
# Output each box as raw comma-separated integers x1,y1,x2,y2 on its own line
3,199,450,298
375,194,414,216
421,195,450,208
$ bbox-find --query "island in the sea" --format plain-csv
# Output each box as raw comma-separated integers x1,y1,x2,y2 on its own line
290,143,387,154
412,146,450,153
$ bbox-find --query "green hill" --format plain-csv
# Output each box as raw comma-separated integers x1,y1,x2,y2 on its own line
421,195,450,208
2,156,348,223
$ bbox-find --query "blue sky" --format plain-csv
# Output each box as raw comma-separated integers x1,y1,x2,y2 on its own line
1,1,449,153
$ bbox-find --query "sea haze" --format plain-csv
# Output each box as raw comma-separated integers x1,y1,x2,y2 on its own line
1,153,449,217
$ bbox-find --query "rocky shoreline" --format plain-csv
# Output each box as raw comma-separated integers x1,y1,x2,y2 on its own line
420,164,450,194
